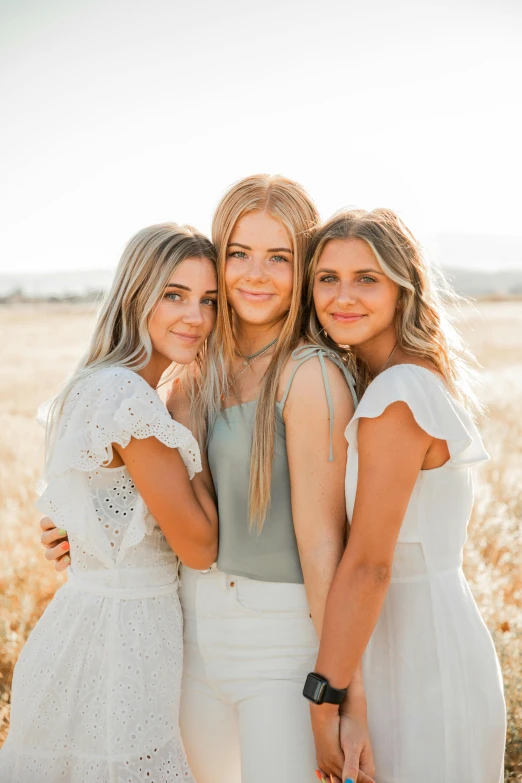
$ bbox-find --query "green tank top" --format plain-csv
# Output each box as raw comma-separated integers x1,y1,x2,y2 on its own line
208,345,357,584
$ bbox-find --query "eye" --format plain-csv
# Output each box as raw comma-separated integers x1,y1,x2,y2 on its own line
270,254,289,263
165,292,182,301
228,250,248,259
319,274,338,284
358,275,377,284
201,297,217,307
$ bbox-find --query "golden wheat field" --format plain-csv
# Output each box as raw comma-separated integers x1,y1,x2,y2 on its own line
0,301,521,779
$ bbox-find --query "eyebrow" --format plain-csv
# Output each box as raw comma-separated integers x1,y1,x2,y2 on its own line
228,242,293,254
315,267,384,275
166,283,218,294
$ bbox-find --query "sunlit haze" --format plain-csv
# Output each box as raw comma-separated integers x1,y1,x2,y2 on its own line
2,0,521,276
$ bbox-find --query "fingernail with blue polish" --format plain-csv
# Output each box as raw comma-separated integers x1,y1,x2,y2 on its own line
345,779,355,783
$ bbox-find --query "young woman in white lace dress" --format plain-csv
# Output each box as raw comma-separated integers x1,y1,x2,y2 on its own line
0,224,219,783
304,209,506,783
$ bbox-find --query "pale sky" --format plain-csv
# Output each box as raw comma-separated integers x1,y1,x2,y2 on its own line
1,0,521,274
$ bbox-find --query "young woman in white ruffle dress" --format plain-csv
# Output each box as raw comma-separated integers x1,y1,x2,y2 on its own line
305,209,506,783
0,224,219,783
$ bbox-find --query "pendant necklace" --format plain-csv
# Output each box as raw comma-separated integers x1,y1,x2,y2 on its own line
232,337,278,385
222,337,278,403
379,342,398,374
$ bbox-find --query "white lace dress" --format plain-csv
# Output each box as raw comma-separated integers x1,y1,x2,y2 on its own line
0,367,201,783
345,365,506,783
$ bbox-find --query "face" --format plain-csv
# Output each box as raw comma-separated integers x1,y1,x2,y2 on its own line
313,238,399,349
225,211,294,327
148,256,217,367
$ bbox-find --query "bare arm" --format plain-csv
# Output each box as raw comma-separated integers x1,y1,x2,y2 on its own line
311,401,431,781
314,401,431,686
165,379,217,533
283,356,353,636
41,382,218,571
113,435,217,570
284,357,375,781
40,441,217,572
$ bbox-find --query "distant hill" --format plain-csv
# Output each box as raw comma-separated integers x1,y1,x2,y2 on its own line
2,234,522,301
0,269,114,299
443,267,522,297
435,234,522,272
2,267,522,302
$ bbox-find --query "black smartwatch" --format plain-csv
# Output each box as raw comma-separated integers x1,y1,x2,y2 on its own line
303,672,347,705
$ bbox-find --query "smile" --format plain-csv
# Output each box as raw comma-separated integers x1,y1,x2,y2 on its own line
331,313,367,323
237,289,275,303
171,332,201,343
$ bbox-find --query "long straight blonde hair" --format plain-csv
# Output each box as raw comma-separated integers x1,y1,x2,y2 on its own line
205,174,319,529
45,223,217,458
304,208,481,412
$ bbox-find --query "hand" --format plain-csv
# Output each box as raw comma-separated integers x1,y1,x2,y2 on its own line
339,712,376,783
40,516,70,572
311,703,376,783
165,378,181,416
310,703,344,781
166,379,193,431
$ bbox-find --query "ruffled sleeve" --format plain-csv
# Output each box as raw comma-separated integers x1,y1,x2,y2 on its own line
45,366,202,479
345,364,488,468
35,368,202,566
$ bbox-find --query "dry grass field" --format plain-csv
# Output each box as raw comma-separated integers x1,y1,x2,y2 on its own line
0,301,521,779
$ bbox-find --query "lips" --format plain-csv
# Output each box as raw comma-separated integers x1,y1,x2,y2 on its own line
332,313,367,323
237,289,275,303
172,332,200,343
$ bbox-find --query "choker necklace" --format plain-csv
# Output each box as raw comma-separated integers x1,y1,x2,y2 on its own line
380,342,398,373
231,337,278,386
239,337,278,364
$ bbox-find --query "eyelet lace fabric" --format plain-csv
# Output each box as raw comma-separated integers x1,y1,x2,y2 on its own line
0,367,200,782
46,366,201,480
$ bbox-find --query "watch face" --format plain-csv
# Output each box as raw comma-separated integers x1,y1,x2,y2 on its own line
303,674,327,704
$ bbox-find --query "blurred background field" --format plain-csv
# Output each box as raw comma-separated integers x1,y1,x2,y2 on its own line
0,301,521,779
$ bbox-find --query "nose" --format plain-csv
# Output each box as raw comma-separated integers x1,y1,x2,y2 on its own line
336,280,357,306
244,253,268,282
181,300,204,326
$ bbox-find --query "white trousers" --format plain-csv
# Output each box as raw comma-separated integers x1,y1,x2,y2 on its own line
179,565,319,783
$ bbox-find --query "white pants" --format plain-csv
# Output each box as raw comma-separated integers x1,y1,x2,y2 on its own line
179,565,319,783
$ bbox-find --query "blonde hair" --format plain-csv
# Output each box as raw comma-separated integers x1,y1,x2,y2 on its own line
305,208,481,412
206,174,319,529
46,223,217,458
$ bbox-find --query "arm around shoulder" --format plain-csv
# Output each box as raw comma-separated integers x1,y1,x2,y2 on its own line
115,433,218,570
92,369,218,569
37,368,217,571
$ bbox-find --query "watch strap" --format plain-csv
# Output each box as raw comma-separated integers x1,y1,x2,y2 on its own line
322,681,347,705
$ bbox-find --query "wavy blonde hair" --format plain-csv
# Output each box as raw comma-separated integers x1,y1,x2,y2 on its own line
305,208,481,413
204,174,319,529
45,223,217,458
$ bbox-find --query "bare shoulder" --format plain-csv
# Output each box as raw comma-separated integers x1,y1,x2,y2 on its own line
359,399,419,429
280,348,355,421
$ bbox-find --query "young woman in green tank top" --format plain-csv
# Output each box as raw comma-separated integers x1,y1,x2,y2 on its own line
170,175,375,783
